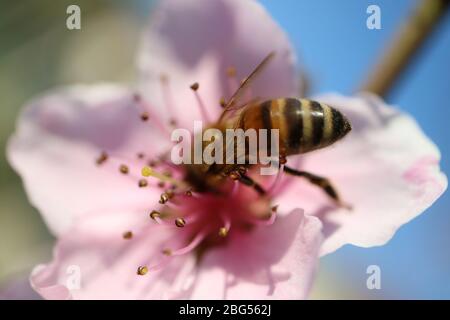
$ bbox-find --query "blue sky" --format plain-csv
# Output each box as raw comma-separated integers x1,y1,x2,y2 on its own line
260,0,450,298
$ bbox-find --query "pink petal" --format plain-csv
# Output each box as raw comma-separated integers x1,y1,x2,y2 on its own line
190,210,323,299
137,0,299,127
275,93,447,256
7,84,170,236
30,210,196,300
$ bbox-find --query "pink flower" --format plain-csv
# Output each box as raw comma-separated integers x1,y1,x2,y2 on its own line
6,0,446,300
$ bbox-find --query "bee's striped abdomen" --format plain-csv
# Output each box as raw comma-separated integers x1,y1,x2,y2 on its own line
310,100,325,146
239,97,351,156
281,98,351,154
284,98,302,152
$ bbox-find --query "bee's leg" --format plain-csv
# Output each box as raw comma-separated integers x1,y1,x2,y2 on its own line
238,174,266,196
283,166,351,209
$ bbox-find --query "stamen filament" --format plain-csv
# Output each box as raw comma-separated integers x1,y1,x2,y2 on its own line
171,230,208,256
247,211,277,226
143,257,172,274
219,212,231,237
133,93,169,135
141,166,189,189
153,216,167,225
160,74,178,126
190,82,211,122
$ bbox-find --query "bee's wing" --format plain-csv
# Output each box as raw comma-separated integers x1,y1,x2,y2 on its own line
218,52,275,123
221,98,262,166
231,97,261,129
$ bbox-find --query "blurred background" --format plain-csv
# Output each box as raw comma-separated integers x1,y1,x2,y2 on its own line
0,0,448,299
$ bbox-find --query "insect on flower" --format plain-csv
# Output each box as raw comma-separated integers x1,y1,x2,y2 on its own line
186,53,351,204
7,0,446,300
124,52,352,276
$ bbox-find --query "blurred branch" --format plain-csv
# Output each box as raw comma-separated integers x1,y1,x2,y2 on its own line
359,0,449,98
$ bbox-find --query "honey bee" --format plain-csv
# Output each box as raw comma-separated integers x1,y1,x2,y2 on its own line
184,52,352,207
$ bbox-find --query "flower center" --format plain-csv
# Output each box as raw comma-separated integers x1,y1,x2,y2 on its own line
94,70,286,276
140,162,278,271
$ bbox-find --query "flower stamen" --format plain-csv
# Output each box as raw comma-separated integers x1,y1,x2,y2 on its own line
159,193,170,204
219,212,231,237
218,227,228,237
138,179,148,188
96,151,108,165
190,82,211,122
150,210,173,226
137,266,148,275
152,216,167,225
149,210,161,220
141,166,189,189
122,231,133,239
171,230,208,256
159,74,178,127
135,230,209,277
247,210,277,226
132,93,168,135
119,164,129,174
190,82,199,91
175,217,186,228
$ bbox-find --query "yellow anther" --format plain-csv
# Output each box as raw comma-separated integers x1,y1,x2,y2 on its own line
137,266,148,275
122,231,133,239
141,166,189,189
190,82,199,91
218,227,228,237
175,218,186,228
159,193,170,204
150,210,161,220
138,179,148,188
119,164,129,174
141,166,153,177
